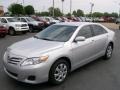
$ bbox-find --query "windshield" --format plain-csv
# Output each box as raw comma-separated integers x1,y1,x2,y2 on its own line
34,25,77,42
7,18,19,22
26,17,36,22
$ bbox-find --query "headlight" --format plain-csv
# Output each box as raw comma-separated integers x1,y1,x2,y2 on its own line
15,24,21,27
21,55,49,66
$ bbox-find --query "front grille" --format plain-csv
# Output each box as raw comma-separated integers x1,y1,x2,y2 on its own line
21,24,27,27
8,56,22,65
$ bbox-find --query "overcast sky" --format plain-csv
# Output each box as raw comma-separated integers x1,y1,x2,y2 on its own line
0,0,120,14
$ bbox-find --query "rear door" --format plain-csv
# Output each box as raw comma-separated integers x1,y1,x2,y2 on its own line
91,25,108,56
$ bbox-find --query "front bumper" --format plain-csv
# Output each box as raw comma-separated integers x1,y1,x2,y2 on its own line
4,65,49,84
3,52,50,84
32,25,44,30
15,27,29,31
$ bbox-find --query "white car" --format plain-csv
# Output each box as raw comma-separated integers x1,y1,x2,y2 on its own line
3,22,115,85
0,17,29,35
43,17,60,24
17,17,44,32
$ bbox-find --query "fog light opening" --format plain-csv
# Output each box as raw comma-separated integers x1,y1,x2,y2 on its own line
28,76,36,81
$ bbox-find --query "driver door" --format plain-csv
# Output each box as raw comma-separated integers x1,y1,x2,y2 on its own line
71,25,95,68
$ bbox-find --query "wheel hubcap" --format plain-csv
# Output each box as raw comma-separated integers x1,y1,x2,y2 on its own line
107,46,112,58
54,63,67,82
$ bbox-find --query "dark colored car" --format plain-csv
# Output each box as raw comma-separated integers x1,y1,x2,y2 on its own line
33,16,50,28
0,24,8,38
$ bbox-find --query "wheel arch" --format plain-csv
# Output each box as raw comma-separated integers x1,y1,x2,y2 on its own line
109,41,114,49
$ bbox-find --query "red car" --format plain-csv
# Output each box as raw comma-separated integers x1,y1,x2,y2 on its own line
0,24,8,38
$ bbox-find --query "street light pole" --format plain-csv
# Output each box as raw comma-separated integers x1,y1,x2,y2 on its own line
23,0,24,6
61,0,64,15
90,2,94,20
70,0,72,16
53,0,55,17
118,3,120,18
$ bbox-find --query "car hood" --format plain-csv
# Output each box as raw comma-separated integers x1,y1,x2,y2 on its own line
10,22,27,24
52,20,60,23
9,37,64,57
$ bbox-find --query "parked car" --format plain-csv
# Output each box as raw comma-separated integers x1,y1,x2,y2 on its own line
17,17,44,32
0,17,29,35
115,18,120,24
33,16,50,27
0,24,8,38
3,22,115,85
42,17,60,25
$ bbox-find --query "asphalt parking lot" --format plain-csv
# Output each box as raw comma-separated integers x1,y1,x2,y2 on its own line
0,30,120,90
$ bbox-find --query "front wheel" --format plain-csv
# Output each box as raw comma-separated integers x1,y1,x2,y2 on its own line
104,44,113,60
9,28,16,36
49,60,70,85
29,26,33,33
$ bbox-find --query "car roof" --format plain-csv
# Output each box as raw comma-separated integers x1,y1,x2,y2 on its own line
55,22,97,27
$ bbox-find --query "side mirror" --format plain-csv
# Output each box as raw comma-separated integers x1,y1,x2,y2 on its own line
75,36,86,42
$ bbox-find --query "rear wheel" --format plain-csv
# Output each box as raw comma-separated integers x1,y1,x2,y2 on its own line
49,59,70,85
104,43,113,60
9,28,16,36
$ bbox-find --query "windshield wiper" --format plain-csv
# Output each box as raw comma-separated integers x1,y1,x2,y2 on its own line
34,36,40,39
34,36,54,41
40,38,54,41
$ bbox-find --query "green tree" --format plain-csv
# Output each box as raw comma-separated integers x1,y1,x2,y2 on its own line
110,12,118,18
103,12,110,17
24,5,35,15
40,12,50,16
48,7,62,17
66,13,71,17
8,3,24,15
76,9,84,16
92,12,103,17
72,10,77,16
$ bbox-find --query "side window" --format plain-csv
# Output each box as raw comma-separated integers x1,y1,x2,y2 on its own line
1,18,7,23
77,25,93,38
17,18,20,21
21,18,27,22
92,25,107,36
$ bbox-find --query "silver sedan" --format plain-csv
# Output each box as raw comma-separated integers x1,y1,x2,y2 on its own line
3,22,115,85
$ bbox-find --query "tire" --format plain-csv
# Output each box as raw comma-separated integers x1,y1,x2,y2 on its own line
0,34,6,38
22,31,27,34
9,28,16,36
49,59,70,85
104,43,113,60
29,26,33,33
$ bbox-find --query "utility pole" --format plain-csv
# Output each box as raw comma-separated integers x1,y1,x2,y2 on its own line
70,0,72,16
90,2,94,20
23,0,24,6
118,3,120,18
61,0,64,15
16,0,19,3
52,0,55,17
